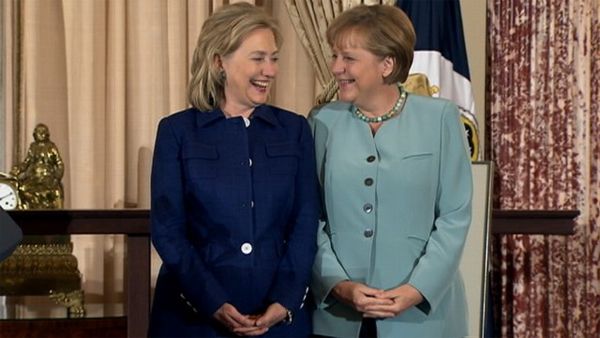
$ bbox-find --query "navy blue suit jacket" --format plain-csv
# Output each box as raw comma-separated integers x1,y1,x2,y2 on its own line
149,105,320,337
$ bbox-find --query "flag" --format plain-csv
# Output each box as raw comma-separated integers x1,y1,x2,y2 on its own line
397,0,479,160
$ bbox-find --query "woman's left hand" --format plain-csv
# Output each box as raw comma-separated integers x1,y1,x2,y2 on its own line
362,284,424,318
232,302,288,336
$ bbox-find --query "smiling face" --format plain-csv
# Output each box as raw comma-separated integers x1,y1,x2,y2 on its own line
329,32,393,108
219,28,279,115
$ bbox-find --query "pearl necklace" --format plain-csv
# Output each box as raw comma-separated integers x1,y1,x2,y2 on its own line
354,84,407,123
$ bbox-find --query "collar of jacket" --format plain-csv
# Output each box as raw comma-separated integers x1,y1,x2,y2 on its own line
195,105,280,128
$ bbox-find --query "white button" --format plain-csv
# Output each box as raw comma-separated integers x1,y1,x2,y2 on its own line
241,242,253,254
250,201,254,208
243,116,251,127
249,158,253,167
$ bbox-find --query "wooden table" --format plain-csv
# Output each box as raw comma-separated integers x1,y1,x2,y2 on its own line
6,209,150,338
491,209,578,235
2,208,578,337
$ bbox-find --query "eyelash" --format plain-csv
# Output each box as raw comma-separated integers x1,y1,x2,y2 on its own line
331,54,354,62
251,57,279,63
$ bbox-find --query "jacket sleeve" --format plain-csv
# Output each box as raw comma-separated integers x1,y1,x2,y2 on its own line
150,117,229,318
407,102,473,314
308,112,351,308
267,117,320,312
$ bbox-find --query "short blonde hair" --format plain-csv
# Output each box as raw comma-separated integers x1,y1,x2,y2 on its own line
327,5,416,84
188,2,282,111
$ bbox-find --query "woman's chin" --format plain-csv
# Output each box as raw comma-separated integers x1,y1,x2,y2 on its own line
250,95,269,106
338,94,355,103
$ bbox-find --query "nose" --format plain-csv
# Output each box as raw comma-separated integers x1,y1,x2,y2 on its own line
263,59,278,77
330,56,344,76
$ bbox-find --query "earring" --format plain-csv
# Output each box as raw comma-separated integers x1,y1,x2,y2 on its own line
219,69,226,81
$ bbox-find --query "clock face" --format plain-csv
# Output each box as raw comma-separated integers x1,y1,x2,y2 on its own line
0,182,18,210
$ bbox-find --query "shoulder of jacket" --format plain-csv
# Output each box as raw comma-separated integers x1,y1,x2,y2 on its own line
405,94,460,120
159,107,199,126
309,101,351,126
406,94,456,109
267,105,305,122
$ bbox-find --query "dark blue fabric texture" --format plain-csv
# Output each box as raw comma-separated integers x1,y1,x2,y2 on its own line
149,105,320,337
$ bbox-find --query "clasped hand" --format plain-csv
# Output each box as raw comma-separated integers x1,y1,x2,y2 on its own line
332,281,423,318
213,302,288,336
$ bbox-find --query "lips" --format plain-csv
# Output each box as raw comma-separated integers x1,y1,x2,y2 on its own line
250,80,270,89
337,79,355,90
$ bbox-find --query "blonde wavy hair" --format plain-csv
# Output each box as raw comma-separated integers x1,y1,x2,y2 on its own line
188,2,282,111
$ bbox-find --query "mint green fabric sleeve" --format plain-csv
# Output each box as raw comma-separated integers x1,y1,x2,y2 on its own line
407,101,473,314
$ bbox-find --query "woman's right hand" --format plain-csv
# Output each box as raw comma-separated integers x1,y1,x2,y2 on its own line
213,303,256,332
332,281,393,313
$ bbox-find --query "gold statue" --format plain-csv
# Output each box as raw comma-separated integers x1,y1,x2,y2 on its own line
0,124,84,316
10,123,64,209
403,73,439,96
50,289,86,318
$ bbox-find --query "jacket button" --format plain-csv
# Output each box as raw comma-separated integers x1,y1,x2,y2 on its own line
366,155,376,163
363,203,373,214
249,158,253,167
241,243,253,255
364,178,374,186
364,229,374,238
243,116,251,127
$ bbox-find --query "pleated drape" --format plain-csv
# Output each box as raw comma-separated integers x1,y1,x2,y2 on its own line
488,0,600,337
284,0,394,104
1,0,316,313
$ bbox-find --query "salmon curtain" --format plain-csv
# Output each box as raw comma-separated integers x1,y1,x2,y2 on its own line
1,0,315,311
284,0,395,104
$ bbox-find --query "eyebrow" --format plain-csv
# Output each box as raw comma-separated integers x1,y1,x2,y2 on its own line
332,47,356,55
248,50,279,56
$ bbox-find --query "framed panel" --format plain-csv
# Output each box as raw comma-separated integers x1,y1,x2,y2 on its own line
459,161,493,337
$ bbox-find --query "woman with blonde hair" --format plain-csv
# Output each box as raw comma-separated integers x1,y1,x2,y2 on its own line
149,3,319,337
311,4,472,338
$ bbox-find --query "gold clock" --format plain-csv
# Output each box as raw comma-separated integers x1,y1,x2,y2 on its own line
0,173,20,210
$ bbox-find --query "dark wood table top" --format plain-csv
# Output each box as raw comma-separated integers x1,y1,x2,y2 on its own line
7,208,578,236
491,209,578,235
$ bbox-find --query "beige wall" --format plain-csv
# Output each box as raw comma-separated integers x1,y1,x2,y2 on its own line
461,0,487,157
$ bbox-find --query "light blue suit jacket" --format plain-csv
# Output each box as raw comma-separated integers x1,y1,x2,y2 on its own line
310,94,473,338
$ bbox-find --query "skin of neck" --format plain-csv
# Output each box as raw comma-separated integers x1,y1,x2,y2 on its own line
355,84,400,118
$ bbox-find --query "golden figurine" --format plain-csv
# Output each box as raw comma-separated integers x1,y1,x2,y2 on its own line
50,289,85,318
403,73,439,96
10,123,64,209
0,124,84,317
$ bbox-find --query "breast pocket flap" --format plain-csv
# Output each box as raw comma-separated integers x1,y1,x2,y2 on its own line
401,152,432,161
265,142,300,158
265,142,299,175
